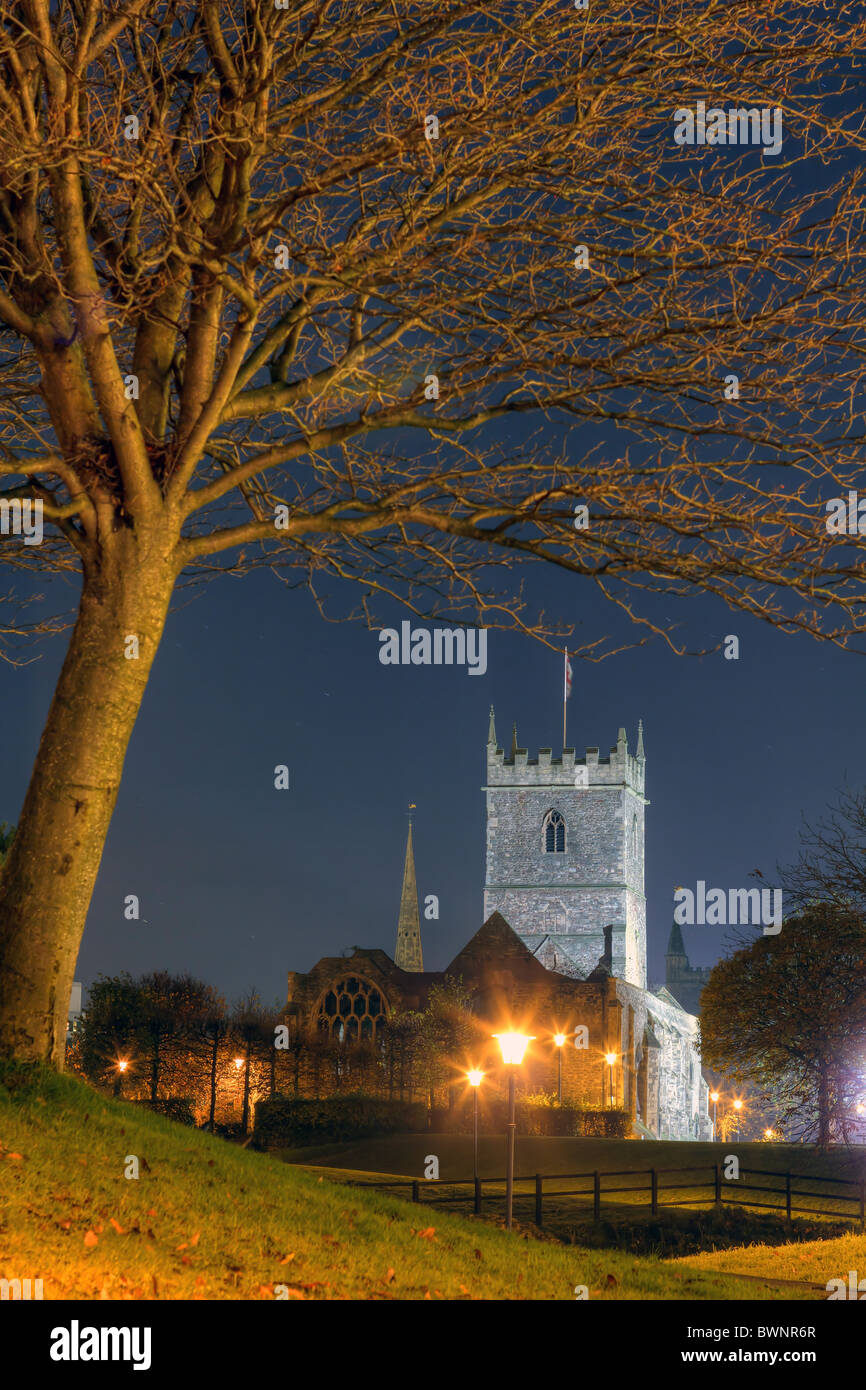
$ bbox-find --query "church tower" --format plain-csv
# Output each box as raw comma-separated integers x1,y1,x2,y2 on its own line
483,708,647,988
394,819,424,972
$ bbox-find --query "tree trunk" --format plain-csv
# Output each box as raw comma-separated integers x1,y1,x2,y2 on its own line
0,528,176,1065
150,1029,161,1105
817,1061,831,1149
208,1029,219,1131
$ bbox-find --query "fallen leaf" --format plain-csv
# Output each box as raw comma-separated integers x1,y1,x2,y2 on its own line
417,1227,436,1240
147,1208,157,1216
6,1153,23,1161
181,1256,191,1266
59,1219,72,1231
190,1231,200,1247
424,1290,431,1299
384,1268,395,1284
605,1273,618,1287
278,1253,295,1265
109,1218,125,1234
84,1230,98,1247
176,1242,188,1251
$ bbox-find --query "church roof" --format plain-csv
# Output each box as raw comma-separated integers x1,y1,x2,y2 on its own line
445,911,555,981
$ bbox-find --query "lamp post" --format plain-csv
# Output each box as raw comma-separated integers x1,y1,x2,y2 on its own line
733,1097,743,1141
553,1033,567,1104
605,1051,617,1109
467,1070,484,1180
710,1090,719,1142
113,1059,129,1099
493,1032,534,1230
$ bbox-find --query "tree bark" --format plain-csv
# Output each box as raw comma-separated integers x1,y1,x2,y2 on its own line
0,526,177,1065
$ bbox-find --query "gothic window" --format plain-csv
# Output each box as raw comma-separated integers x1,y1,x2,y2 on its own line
543,809,565,853
631,814,639,859
317,978,388,1041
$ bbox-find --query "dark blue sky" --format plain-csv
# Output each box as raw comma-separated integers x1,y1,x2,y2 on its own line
2,566,863,1008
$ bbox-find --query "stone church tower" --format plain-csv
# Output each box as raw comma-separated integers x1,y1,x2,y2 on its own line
483,708,647,988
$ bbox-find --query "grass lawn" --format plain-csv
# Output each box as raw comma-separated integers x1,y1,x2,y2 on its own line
675,1230,866,1287
1,1061,823,1301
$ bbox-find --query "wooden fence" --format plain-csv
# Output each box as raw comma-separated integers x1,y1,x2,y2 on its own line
338,1163,866,1229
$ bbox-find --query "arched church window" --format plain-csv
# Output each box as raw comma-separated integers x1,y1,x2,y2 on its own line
316,978,389,1041
631,814,639,859
543,809,566,853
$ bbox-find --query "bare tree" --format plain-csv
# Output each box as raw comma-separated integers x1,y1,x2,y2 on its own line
2,1,866,1063
779,786,866,915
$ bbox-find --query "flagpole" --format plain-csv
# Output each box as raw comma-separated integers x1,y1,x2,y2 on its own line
562,649,567,750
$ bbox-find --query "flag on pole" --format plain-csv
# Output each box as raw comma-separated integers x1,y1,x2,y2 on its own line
564,651,573,700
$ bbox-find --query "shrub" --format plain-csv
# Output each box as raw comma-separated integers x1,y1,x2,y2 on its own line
253,1092,427,1148
132,1096,196,1126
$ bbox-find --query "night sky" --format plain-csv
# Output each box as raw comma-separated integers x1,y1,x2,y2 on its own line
3,564,863,1010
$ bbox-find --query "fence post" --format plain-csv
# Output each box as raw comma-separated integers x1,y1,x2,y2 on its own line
714,1163,721,1207
785,1172,792,1220
474,1176,482,1215
651,1168,658,1217
411,1180,419,1204
593,1170,601,1220
535,1173,543,1227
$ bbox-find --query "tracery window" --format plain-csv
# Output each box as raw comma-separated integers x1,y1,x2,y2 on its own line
543,809,566,853
318,978,387,1041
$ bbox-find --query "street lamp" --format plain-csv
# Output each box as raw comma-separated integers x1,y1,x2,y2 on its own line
553,1033,567,1104
113,1058,129,1098
605,1051,617,1109
710,1090,720,1141
733,1097,743,1141
467,1069,484,1180
493,1032,534,1230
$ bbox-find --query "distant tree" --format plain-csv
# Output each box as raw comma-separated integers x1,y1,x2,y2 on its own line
78,972,147,1088
779,787,866,916
229,990,274,1133
700,905,866,1148
415,978,479,1108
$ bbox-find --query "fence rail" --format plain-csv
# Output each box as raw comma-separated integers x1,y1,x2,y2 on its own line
332,1163,866,1229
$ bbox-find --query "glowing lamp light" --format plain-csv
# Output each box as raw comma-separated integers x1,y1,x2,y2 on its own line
710,1091,720,1103
733,1099,743,1111
493,1032,534,1065
467,1069,484,1088
604,1052,617,1067
234,1057,244,1070
764,1128,774,1139
553,1033,567,1048
117,1060,128,1073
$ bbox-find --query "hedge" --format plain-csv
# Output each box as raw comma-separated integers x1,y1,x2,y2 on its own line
253,1092,427,1148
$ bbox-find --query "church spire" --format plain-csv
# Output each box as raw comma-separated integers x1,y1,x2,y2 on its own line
636,719,645,760
510,721,518,759
487,704,497,747
394,813,424,972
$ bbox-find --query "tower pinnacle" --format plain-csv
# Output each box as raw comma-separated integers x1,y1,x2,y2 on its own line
395,817,424,972
487,705,497,747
